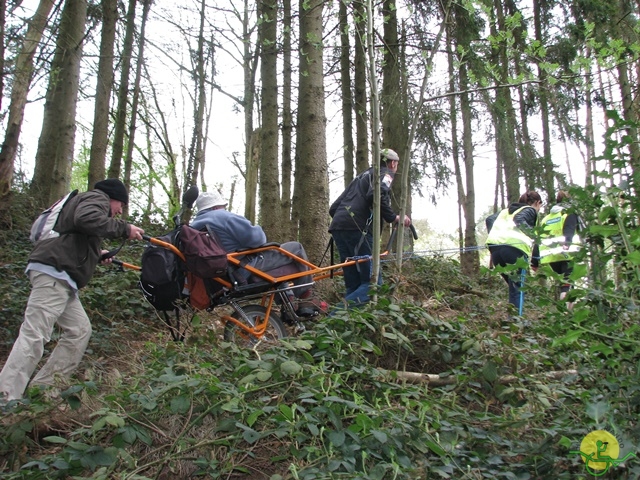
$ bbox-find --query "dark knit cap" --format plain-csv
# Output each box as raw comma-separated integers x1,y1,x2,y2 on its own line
95,179,129,204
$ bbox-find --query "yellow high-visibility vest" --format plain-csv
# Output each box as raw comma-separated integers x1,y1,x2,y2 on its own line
539,209,581,264
486,207,534,257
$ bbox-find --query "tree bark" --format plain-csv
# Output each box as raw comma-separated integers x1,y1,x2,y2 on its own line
491,0,519,203
353,0,369,175
294,0,329,261
108,0,136,180
281,0,293,236
31,0,87,207
339,0,354,187
532,0,555,200
0,0,55,201
258,0,282,241
450,2,479,276
88,0,117,189
187,0,208,189
382,0,410,234
242,0,259,223
122,0,151,215
0,0,5,113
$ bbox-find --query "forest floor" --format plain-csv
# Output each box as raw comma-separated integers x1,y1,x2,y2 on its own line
1,224,638,479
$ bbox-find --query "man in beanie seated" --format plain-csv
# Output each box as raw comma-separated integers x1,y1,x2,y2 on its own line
0,179,145,404
190,191,319,315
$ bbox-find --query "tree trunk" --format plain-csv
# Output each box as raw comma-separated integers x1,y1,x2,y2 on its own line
258,0,282,241
381,0,409,233
108,0,136,180
0,0,5,113
617,60,640,197
122,0,150,216
187,0,208,189
294,0,329,261
353,0,369,175
491,0,519,203
31,0,87,207
88,0,117,189
532,0,555,200
282,0,293,236
339,0,354,187
242,0,259,222
0,0,55,201
450,4,479,276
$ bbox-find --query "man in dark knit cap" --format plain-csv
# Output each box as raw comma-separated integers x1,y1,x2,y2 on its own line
0,179,145,403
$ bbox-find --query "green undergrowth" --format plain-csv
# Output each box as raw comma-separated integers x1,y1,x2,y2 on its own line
2,202,640,477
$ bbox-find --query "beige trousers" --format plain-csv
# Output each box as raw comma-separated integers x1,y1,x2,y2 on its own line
0,271,92,400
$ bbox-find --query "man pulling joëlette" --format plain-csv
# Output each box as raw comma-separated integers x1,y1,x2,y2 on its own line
0,179,145,402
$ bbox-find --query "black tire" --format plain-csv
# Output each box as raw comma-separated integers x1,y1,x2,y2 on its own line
223,304,287,346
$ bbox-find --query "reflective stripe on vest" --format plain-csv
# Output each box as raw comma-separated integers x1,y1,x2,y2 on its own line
486,207,533,256
539,210,581,264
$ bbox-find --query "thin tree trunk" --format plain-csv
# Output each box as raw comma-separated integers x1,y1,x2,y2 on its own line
532,0,555,200
339,0,354,187
353,0,369,174
31,0,87,207
122,0,150,215
88,0,117,189
449,3,479,276
242,0,259,222
187,0,208,188
0,0,55,201
491,0,519,202
108,0,136,180
584,47,596,185
282,0,293,235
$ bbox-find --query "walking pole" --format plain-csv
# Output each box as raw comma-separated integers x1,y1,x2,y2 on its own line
518,267,526,317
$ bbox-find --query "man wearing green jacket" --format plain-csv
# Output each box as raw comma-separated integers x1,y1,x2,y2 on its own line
0,179,145,403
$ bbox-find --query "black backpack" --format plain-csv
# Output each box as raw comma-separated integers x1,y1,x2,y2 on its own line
139,230,185,311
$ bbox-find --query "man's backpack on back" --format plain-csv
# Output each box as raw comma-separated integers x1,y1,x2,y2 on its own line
30,190,79,243
139,230,185,311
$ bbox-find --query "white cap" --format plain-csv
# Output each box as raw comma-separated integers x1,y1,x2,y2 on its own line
196,191,228,211
382,148,399,162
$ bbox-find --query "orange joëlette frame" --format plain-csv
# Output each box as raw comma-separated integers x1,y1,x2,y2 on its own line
118,236,386,286
115,237,389,340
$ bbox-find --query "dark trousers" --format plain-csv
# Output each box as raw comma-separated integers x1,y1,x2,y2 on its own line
549,261,572,293
331,230,380,305
489,245,528,312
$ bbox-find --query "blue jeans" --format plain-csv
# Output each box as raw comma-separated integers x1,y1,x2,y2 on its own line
489,245,527,313
331,230,381,305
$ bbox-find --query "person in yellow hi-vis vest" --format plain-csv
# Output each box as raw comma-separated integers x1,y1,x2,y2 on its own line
485,191,543,316
531,191,582,308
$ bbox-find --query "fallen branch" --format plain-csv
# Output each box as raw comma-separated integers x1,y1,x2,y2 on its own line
377,369,579,386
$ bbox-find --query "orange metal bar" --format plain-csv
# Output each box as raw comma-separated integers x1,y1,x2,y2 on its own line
120,238,390,290
149,237,186,261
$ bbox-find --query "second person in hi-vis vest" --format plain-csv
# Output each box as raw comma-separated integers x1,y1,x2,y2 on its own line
532,191,582,308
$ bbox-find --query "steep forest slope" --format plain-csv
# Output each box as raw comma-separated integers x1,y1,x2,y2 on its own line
1,197,639,479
